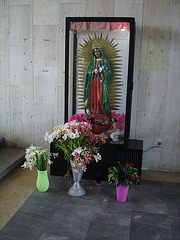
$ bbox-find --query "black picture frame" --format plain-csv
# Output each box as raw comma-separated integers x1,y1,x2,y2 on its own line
65,17,135,146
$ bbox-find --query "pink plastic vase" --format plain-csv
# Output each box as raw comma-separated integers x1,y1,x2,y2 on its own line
116,184,129,202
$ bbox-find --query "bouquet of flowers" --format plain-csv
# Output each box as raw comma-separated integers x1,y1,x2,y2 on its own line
108,161,140,188
22,145,58,171
44,120,105,173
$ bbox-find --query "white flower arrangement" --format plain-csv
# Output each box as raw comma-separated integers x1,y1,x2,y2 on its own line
22,145,58,171
44,121,83,144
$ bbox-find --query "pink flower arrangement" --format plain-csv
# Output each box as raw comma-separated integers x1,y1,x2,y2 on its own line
111,112,125,132
71,147,96,173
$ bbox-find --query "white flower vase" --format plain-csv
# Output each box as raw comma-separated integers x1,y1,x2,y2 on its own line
68,160,86,197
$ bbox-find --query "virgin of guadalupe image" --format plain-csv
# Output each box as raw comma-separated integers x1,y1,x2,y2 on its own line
84,40,112,134
76,34,123,136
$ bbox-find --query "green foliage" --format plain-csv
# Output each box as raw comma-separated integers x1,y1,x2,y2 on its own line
108,161,140,188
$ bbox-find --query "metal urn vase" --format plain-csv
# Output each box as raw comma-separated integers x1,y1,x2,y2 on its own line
68,160,86,197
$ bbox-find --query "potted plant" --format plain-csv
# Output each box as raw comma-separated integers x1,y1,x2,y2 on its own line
44,118,105,196
22,145,57,192
108,161,140,202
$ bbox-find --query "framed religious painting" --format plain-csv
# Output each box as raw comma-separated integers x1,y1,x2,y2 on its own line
65,17,135,146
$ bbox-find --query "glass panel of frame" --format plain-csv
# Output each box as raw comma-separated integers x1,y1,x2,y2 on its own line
65,17,135,145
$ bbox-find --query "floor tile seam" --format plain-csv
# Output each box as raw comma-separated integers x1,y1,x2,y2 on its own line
131,209,169,216
30,193,72,200
94,211,131,219
0,233,19,240
168,215,180,220
84,224,130,240
130,232,171,240
42,222,90,232
0,230,41,240
17,209,57,217
52,212,95,221
131,210,172,228
92,220,131,228
1,222,43,234
17,210,56,220
83,209,105,240
11,206,93,223
88,219,130,228
3,212,52,227
0,223,30,233
1,218,52,234
131,218,171,230
18,202,65,211
4,213,42,227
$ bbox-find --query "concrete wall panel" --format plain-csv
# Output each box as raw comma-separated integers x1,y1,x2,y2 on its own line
114,1,143,138
33,26,59,147
9,84,34,147
160,3,180,172
86,0,114,16
58,3,86,123
141,0,172,71
9,5,32,46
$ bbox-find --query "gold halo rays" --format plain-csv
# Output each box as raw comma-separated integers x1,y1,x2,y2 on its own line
76,33,123,111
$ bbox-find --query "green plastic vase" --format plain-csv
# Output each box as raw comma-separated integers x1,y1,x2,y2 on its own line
36,170,49,192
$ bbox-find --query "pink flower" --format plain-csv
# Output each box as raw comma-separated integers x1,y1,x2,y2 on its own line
74,152,80,160
82,165,87,172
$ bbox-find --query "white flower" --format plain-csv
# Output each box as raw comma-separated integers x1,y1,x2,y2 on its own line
44,132,55,143
94,153,102,163
21,162,27,169
44,132,49,141
47,159,53,165
52,153,58,158
72,147,83,156
62,133,68,140
74,130,80,138
22,145,54,171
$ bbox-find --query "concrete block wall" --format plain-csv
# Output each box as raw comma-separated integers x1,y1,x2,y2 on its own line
0,0,179,172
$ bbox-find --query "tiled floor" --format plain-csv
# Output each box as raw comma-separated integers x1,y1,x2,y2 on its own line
0,167,37,229
0,171,180,240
